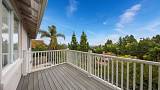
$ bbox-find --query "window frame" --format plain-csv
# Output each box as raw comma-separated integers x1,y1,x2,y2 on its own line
2,2,11,67
12,15,20,62
1,0,21,68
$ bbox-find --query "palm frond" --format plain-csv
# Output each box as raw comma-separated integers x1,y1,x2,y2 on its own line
49,25,56,36
56,33,65,40
39,30,51,38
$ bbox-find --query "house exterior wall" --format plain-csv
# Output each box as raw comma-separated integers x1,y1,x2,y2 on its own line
0,0,47,89
0,0,31,90
1,21,30,90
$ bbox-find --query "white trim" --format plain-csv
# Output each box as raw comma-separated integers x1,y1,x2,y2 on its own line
2,58,22,77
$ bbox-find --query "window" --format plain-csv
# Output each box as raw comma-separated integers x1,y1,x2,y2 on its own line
2,3,10,67
1,3,20,68
13,16,19,61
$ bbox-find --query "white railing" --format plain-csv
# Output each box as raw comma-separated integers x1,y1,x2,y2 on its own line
25,50,160,90
30,50,67,71
67,50,160,90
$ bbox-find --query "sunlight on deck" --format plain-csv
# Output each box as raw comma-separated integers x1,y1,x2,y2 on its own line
17,63,114,90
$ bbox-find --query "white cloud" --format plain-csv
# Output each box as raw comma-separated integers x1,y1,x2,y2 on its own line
143,22,160,31
66,0,78,17
90,34,121,46
116,4,141,33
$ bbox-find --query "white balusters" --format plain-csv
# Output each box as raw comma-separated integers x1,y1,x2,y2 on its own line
126,62,129,90
108,58,110,82
45,52,47,65
38,52,39,67
111,60,114,84
148,65,152,90
121,61,124,89
53,51,55,65
140,64,143,90
104,58,106,81
158,66,160,90
133,63,136,90
116,60,118,86
101,57,103,79
98,56,100,77
34,52,36,68
94,56,97,76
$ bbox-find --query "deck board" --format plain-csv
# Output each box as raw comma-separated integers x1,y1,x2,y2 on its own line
37,71,45,90
28,73,34,90
33,72,39,90
17,63,113,90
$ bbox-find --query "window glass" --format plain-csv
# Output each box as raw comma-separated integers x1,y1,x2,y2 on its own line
2,4,10,67
13,17,19,61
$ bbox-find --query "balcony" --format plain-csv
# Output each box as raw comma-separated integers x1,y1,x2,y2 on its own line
18,50,160,90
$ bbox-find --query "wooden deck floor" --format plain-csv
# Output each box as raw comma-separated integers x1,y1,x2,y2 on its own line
17,63,113,90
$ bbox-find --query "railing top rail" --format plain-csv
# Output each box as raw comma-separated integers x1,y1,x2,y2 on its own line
31,49,67,53
90,53,160,66
69,50,89,54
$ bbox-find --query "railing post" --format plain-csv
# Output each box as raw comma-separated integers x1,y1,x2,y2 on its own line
22,50,27,76
22,48,32,76
28,48,32,73
87,50,92,76
66,48,70,63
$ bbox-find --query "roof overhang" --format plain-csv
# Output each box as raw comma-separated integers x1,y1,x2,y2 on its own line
13,0,47,39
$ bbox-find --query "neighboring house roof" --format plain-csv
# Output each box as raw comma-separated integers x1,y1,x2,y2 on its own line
11,0,48,39
32,39,47,49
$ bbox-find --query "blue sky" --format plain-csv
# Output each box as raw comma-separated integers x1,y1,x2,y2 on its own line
39,0,160,45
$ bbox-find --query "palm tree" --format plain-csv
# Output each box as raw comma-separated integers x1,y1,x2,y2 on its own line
39,25,65,50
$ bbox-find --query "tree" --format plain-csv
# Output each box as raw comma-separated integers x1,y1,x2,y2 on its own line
137,38,155,59
117,35,138,55
104,39,117,54
57,44,67,49
92,45,104,54
31,40,47,51
68,32,78,50
106,39,113,44
145,45,160,62
79,32,89,52
39,25,65,50
152,35,160,44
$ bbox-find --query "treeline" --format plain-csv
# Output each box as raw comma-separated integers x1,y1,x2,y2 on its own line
68,33,160,62
68,32,90,52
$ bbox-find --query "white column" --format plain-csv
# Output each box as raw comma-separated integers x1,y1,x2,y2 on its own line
0,0,3,89
28,48,32,73
22,50,27,76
